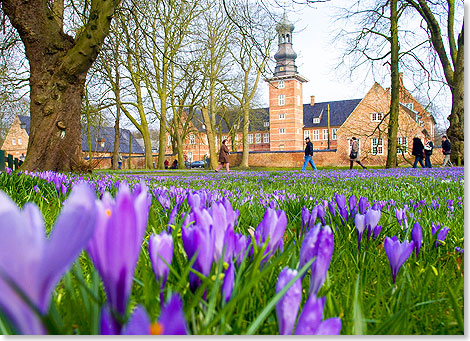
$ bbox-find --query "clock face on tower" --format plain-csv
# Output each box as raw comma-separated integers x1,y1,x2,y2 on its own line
280,66,285,71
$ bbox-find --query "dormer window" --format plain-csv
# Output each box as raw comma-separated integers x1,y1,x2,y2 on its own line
264,121,269,127
313,117,320,124
405,103,413,110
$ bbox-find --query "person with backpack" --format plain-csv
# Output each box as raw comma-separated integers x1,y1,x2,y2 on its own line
424,136,434,168
441,135,453,167
349,137,366,170
301,137,317,171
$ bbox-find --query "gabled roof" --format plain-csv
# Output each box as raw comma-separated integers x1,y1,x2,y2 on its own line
18,115,31,134
16,115,144,154
303,99,362,128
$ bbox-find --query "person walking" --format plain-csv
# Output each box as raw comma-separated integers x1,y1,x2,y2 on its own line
424,136,434,168
301,137,317,171
118,153,123,169
349,137,366,170
441,135,453,167
215,139,230,173
411,135,425,168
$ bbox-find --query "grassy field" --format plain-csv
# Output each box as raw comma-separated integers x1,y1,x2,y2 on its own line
0,167,464,335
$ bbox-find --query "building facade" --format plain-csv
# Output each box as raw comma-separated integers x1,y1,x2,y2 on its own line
169,13,437,167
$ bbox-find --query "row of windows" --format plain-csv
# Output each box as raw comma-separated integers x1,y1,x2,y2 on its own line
350,137,408,156
248,133,269,144
304,128,338,141
11,138,23,146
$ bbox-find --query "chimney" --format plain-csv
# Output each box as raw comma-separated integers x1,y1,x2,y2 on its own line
310,95,315,106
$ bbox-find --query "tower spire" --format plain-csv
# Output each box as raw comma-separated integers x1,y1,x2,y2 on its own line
273,12,298,77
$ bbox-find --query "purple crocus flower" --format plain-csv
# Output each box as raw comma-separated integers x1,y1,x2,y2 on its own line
384,236,415,283
365,208,381,243
301,206,310,233
431,222,441,236
254,207,287,258
455,247,464,254
309,226,334,296
411,222,422,258
354,213,366,248
348,195,357,213
373,225,382,240
87,182,151,325
149,231,173,299
316,204,326,225
0,184,97,334
233,233,249,266
181,210,215,290
167,206,177,232
275,267,302,335
327,201,336,217
222,261,235,303
299,224,321,272
358,197,369,215
295,296,342,335
103,294,188,335
435,227,449,247
335,194,346,210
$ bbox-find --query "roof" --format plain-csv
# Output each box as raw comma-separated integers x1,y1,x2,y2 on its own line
303,99,363,128
16,115,144,154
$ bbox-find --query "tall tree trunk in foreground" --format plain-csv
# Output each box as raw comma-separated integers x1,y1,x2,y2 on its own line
2,0,120,171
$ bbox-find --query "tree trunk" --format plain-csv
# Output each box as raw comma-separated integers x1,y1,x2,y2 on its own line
201,107,218,169
448,23,464,166
112,61,121,170
3,0,120,171
386,0,400,169
240,104,250,168
157,94,168,169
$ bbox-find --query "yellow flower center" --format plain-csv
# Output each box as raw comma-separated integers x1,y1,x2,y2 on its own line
150,322,164,335
105,209,112,217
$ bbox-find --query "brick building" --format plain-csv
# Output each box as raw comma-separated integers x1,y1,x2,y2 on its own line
1,115,145,169
167,12,438,168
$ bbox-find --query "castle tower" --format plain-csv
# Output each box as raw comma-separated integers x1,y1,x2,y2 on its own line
266,12,308,151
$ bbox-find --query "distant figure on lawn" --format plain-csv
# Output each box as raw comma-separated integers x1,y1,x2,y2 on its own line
19,153,25,162
118,153,123,169
302,137,317,171
171,159,178,169
424,136,434,168
215,139,230,173
349,137,366,170
412,135,425,168
441,135,453,167
164,159,169,169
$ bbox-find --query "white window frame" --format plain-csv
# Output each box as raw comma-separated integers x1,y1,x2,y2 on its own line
12,138,16,146
263,133,269,143
255,133,261,144
332,128,338,140
189,134,195,145
371,112,383,122
371,138,384,155
279,113,286,120
397,137,408,154
248,134,253,144
322,129,329,140
188,152,193,162
278,95,285,106
312,130,319,141
167,136,172,146
304,130,310,139
235,135,239,142
278,80,285,89
313,117,320,124
264,121,269,127
279,128,286,134
18,138,22,145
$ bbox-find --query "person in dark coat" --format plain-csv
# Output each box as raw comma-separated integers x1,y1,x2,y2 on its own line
301,137,317,171
349,137,367,170
424,136,434,168
412,135,425,168
441,135,453,167
215,139,230,172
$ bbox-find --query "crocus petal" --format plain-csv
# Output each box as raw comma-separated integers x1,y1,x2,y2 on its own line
355,214,366,247
222,261,235,303
309,226,334,296
384,236,415,283
299,223,321,272
158,294,188,335
276,267,302,335
122,306,151,335
148,232,173,287
295,295,323,335
411,222,422,257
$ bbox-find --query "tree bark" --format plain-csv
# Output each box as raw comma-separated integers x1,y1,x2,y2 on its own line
201,107,218,169
240,104,250,168
3,0,120,171
386,0,400,169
